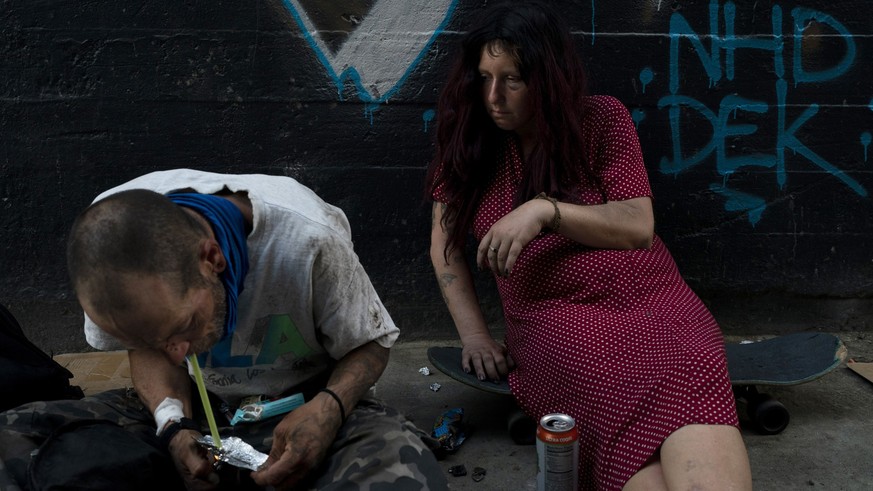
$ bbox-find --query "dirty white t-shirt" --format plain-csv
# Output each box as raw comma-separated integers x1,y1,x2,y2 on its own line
84,169,399,404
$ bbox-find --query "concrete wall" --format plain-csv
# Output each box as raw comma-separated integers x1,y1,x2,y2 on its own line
2,0,871,352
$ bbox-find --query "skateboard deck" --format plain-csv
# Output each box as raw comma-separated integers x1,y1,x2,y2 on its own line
428,332,847,437
427,346,511,395
426,347,536,444
726,332,847,434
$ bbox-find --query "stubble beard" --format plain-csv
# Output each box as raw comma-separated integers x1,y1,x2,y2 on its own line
190,278,227,354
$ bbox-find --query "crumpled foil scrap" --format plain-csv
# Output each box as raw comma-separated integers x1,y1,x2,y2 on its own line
197,435,269,472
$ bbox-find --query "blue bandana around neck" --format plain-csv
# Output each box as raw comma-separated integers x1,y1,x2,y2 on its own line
167,193,249,342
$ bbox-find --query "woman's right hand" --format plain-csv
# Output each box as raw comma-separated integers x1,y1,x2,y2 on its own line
168,429,220,490
461,333,516,383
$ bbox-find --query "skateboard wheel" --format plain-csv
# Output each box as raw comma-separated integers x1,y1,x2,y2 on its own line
507,408,536,445
747,394,790,435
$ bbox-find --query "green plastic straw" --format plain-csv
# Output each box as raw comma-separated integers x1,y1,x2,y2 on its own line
189,354,222,449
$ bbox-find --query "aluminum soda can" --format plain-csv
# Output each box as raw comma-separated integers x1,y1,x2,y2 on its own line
536,413,579,491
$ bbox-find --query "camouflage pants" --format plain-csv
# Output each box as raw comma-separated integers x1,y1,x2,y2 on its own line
0,389,448,491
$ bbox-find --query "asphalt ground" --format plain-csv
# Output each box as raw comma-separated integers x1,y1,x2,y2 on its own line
7,295,872,490
377,333,873,490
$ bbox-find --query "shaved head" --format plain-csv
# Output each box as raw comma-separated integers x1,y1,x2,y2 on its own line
66,189,208,314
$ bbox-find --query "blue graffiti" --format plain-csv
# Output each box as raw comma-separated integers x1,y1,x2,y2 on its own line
281,0,458,120
590,0,596,45
862,132,872,162
639,67,654,94
422,109,436,133
711,184,766,226
631,108,646,129
656,0,866,225
791,8,856,87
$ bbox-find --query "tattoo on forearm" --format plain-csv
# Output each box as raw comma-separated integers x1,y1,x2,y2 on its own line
438,273,457,289
433,202,456,233
329,343,387,397
437,273,457,304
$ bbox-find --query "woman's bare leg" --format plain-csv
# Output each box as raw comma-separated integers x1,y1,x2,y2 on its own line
623,453,667,491
624,424,751,491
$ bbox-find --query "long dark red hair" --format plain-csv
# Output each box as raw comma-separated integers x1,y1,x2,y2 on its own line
425,1,589,257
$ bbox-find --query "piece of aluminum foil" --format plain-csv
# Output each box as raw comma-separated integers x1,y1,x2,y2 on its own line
196,435,269,472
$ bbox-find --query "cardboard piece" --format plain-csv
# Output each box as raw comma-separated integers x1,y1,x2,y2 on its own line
53,351,131,396
847,361,873,385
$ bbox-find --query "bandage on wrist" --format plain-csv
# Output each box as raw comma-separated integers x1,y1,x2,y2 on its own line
154,397,185,436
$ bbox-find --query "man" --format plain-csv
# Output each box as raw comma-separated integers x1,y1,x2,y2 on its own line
2,169,446,490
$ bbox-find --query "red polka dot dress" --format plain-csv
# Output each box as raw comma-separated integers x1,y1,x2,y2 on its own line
437,96,739,490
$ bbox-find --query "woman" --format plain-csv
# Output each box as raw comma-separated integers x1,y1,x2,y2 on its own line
425,2,752,490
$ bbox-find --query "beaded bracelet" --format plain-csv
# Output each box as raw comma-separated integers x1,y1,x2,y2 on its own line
319,388,347,423
535,192,561,232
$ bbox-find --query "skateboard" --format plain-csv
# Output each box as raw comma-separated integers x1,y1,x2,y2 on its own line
428,332,847,441
426,346,536,445
726,332,847,435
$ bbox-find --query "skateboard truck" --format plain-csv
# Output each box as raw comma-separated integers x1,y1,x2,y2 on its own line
732,385,790,435
726,332,847,435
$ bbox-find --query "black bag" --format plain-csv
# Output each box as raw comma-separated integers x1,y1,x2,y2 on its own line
27,419,184,491
0,303,84,412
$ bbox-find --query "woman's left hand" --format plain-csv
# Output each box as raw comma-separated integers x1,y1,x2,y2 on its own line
477,199,552,276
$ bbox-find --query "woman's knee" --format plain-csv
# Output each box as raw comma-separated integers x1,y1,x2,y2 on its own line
659,424,752,491
623,452,667,491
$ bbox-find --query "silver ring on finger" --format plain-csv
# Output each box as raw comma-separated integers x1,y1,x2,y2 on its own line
489,246,498,253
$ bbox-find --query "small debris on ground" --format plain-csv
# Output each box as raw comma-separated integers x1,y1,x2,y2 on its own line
448,464,467,477
419,366,431,376
432,407,467,455
429,382,441,392
472,467,486,482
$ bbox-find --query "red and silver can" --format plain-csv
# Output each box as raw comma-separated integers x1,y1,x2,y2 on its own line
536,413,579,491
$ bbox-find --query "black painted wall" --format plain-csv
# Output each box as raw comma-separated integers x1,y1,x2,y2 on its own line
2,0,871,351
